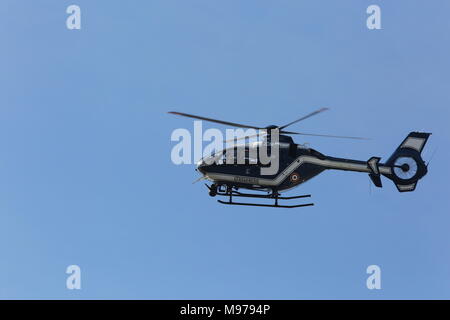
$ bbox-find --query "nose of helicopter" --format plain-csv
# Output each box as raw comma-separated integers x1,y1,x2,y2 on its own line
196,160,208,175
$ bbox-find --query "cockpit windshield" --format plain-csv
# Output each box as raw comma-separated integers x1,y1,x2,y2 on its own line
200,150,225,165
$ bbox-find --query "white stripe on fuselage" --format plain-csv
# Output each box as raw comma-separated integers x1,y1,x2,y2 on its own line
205,155,392,187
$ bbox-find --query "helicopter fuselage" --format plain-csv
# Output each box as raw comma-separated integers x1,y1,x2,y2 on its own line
196,135,394,192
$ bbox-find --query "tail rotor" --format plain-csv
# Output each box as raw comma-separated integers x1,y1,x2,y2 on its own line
383,132,431,192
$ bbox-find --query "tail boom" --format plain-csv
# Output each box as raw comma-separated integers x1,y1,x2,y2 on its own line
322,132,431,192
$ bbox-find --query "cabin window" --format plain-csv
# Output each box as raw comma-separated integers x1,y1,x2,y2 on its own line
246,148,258,164
219,147,259,165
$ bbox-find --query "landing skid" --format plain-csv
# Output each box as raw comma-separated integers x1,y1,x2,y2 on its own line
217,199,313,208
206,184,314,208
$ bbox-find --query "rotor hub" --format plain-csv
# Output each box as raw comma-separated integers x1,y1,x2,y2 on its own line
400,163,410,172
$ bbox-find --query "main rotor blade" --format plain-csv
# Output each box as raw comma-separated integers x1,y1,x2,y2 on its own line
192,176,208,184
279,107,329,130
287,131,370,140
168,111,261,129
223,132,267,144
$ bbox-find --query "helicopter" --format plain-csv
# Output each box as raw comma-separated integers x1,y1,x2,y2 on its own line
169,109,431,208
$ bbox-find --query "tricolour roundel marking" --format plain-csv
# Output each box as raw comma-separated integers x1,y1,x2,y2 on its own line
289,172,300,183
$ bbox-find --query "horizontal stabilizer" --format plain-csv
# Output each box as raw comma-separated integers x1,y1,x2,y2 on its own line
369,174,382,188
367,157,382,187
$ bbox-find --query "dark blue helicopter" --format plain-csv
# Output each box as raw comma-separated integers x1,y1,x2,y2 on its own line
170,109,431,208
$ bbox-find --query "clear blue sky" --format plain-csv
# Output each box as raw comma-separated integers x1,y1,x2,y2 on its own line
1,0,450,299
